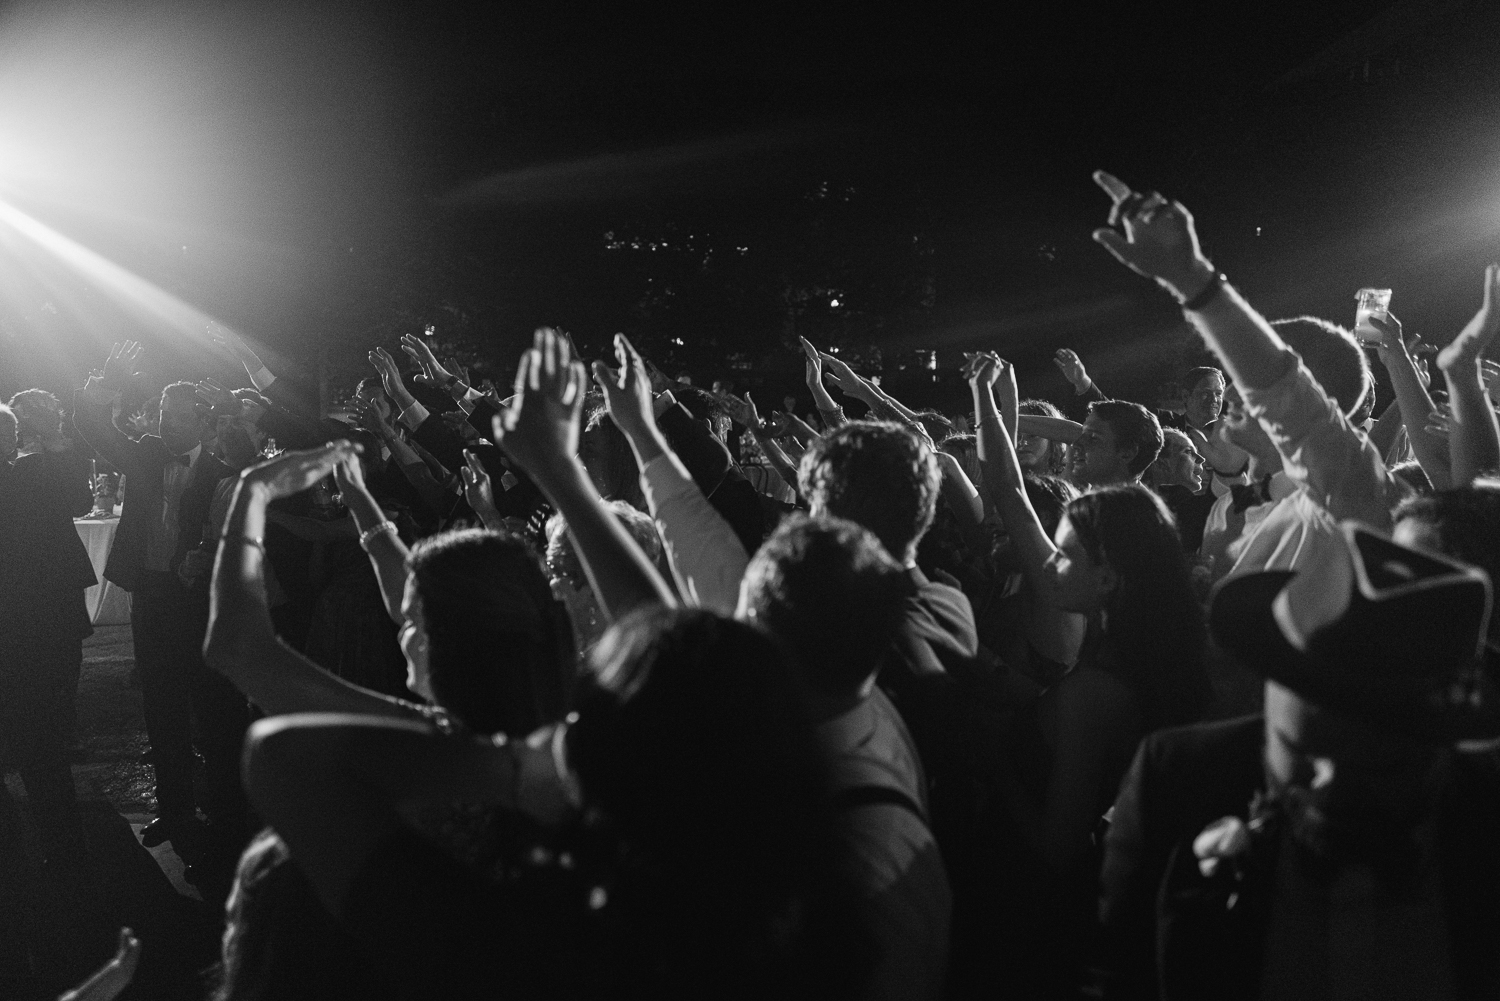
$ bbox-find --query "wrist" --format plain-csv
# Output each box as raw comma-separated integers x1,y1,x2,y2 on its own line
1072,378,1092,396
1163,260,1219,304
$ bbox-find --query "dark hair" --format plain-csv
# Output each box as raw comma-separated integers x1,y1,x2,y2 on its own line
1394,481,1500,601
1270,317,1372,417
910,408,956,440
213,829,382,1001
672,386,733,440
798,421,940,565
1023,473,1077,539
582,399,645,507
1086,400,1164,478
1065,484,1209,729
1183,366,1224,391
406,529,574,736
567,606,850,996
353,376,387,402
1389,459,1433,496
1018,398,1063,419
6,388,60,444
740,514,911,695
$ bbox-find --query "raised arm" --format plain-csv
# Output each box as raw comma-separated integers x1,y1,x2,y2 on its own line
1092,170,1397,528
1436,264,1500,485
332,453,411,625
494,328,675,621
593,334,748,615
1371,315,1452,489
73,341,147,473
974,356,1063,597
799,336,842,420
204,442,421,720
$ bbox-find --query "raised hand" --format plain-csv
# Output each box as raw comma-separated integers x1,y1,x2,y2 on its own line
1091,170,1215,301
331,450,367,495
818,350,866,397
100,341,143,388
966,351,1002,389
1052,348,1092,394
208,322,264,373
367,347,417,410
590,333,658,446
194,378,236,412
799,336,824,386
400,333,453,387
717,390,762,431
1437,264,1500,372
492,327,587,478
241,440,360,500
355,403,397,441
459,448,501,528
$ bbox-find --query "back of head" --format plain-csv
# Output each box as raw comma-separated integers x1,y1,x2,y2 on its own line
938,432,978,485
1270,317,1372,417
671,385,733,441
798,421,940,566
215,829,382,1001
1395,480,1500,608
1019,398,1063,419
406,529,574,736
1086,399,1165,478
1023,473,1077,539
740,514,911,696
582,400,644,506
7,388,60,444
1065,483,1208,727
568,606,844,996
546,501,664,591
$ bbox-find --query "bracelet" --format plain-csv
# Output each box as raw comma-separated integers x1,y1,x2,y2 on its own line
220,534,265,551
358,521,399,550
1180,272,1227,311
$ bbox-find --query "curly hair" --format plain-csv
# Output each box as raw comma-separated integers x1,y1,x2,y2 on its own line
797,421,940,565
1269,316,1372,417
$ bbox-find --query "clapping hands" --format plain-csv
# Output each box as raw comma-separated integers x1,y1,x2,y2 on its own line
241,440,362,500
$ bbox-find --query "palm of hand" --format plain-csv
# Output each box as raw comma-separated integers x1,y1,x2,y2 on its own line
1438,265,1500,371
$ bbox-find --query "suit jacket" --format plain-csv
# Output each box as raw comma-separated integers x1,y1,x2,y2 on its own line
73,387,233,592
1099,715,1500,1001
0,450,97,637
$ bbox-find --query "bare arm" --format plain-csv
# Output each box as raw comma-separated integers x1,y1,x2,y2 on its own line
496,329,675,622
333,457,411,625
204,445,422,720
1373,317,1452,489
1437,264,1500,485
799,336,839,413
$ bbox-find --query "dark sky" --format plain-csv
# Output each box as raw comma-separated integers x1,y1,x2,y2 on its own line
2,0,1498,405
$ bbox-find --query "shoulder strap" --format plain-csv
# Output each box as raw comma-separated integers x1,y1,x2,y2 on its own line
831,784,929,826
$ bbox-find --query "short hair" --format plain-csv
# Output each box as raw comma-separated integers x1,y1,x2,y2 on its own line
1183,366,1224,391
1389,459,1433,496
1270,317,1372,417
740,514,911,695
1160,427,1193,452
406,529,574,736
160,380,200,407
1086,399,1164,478
232,387,272,410
672,386,733,440
1394,480,1500,594
6,388,60,443
798,421,940,565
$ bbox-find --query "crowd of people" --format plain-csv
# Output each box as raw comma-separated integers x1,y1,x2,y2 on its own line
4,169,1500,999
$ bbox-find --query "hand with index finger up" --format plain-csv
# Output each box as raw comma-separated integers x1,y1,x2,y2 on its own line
1091,170,1217,303
491,328,588,481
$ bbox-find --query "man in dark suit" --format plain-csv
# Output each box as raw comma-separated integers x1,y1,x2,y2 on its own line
1100,525,1500,1000
73,342,247,865
0,398,95,857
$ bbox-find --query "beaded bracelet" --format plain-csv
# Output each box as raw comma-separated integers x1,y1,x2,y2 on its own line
358,520,399,551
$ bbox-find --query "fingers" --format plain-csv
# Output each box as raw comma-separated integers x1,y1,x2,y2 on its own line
591,360,621,393
1485,262,1500,312
463,448,487,480
1093,170,1133,204
512,350,533,400
1092,227,1133,266
799,336,820,360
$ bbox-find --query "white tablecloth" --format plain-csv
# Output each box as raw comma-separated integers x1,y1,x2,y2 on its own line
76,518,132,626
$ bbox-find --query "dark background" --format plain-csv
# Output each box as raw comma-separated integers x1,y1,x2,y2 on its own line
1,0,1498,412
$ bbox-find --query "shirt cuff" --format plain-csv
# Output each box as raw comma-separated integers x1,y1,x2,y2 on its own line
640,451,698,509
652,391,677,419
398,401,430,431
462,387,484,403
249,366,277,392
